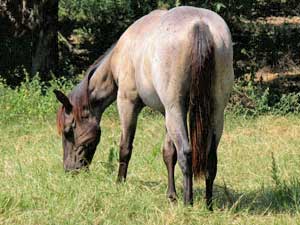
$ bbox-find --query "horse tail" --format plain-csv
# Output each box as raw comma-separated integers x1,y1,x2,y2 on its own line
189,21,215,179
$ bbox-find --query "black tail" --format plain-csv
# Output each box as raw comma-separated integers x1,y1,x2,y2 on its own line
189,21,215,179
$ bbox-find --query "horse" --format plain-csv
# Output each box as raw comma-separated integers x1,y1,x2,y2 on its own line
54,6,234,208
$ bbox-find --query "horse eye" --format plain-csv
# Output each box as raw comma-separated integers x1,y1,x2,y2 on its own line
64,126,74,140
81,111,89,119
81,115,89,120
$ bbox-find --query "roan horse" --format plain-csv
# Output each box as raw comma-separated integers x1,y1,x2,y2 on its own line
54,6,234,207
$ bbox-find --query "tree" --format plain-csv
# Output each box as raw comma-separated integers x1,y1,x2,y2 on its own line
0,0,58,84
31,0,58,80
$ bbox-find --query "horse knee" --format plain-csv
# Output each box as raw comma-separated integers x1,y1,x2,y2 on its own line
163,140,176,163
177,146,192,175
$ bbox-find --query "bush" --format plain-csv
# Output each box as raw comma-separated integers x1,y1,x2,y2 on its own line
0,74,75,122
228,80,300,116
1,75,299,124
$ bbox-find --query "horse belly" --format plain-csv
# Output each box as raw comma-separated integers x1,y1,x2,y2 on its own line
136,77,165,113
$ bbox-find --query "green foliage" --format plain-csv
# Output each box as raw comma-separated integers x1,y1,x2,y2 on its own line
1,75,300,127
228,80,300,116
269,153,300,210
57,0,300,81
0,74,75,122
1,0,300,85
273,93,300,115
271,152,281,187
60,0,131,22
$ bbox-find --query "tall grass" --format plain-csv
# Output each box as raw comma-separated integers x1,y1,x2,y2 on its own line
0,76,73,121
1,76,300,123
1,78,300,224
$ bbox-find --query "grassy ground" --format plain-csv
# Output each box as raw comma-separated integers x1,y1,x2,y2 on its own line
1,110,300,224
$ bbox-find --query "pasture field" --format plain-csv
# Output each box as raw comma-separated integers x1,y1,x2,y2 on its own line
1,108,300,225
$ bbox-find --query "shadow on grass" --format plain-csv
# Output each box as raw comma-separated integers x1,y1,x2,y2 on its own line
209,177,300,214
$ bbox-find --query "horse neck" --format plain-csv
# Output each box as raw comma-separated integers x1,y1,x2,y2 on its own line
88,50,117,120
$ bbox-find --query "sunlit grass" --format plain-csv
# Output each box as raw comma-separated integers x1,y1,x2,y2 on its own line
1,111,300,224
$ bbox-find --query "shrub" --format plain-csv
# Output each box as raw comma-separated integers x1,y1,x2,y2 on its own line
227,80,300,116
0,74,75,122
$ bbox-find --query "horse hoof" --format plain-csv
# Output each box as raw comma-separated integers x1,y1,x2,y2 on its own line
207,205,213,211
167,192,177,203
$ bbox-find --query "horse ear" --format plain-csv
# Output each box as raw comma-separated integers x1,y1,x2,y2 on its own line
53,89,73,114
87,67,96,81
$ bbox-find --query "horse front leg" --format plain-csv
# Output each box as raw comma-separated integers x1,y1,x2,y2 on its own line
163,133,177,202
165,107,193,205
117,96,143,182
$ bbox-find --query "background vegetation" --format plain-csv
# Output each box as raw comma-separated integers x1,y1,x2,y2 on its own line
1,0,299,80
1,0,300,113
1,79,300,224
1,1,300,224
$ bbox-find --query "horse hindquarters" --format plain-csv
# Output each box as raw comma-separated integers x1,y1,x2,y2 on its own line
147,9,233,206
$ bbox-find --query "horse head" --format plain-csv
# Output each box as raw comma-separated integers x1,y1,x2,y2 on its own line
54,87,101,172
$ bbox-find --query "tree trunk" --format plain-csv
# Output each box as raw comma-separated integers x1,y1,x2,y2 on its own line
31,0,58,80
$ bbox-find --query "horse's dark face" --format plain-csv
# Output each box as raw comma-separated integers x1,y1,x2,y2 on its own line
54,90,101,172
60,109,100,172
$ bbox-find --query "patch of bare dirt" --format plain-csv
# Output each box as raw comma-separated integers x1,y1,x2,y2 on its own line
244,66,300,96
255,66,300,83
241,16,300,27
256,16,300,26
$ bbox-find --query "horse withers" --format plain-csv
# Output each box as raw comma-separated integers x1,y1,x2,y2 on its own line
54,6,234,208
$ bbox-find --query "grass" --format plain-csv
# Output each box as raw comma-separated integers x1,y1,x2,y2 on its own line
1,107,300,224
1,77,300,224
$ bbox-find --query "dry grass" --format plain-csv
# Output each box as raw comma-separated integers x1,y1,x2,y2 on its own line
1,112,300,224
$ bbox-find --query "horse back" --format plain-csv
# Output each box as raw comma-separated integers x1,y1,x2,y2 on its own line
110,9,167,84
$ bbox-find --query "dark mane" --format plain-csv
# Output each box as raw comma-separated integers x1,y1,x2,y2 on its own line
56,43,116,134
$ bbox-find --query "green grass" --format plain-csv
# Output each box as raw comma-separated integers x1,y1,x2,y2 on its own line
1,109,300,224
1,77,300,224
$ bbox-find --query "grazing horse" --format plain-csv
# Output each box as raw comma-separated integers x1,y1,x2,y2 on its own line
54,6,234,207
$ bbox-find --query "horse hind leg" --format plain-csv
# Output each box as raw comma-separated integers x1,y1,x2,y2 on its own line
205,132,218,211
163,132,177,202
165,106,193,205
206,53,234,210
205,103,226,210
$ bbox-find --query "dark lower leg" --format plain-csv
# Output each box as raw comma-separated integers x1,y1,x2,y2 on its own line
117,162,130,182
183,153,193,205
165,109,193,205
117,135,133,182
163,135,177,201
205,134,217,210
205,177,214,210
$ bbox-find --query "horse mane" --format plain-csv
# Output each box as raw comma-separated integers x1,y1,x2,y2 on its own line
57,105,64,135
56,43,116,135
